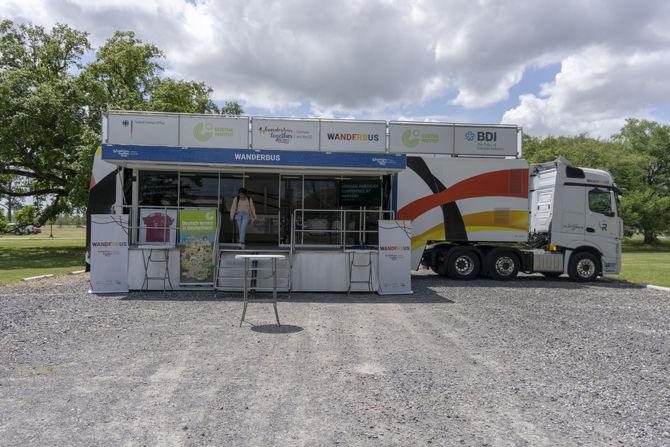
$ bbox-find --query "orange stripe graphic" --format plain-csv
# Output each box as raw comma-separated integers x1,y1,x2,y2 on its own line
397,169,528,221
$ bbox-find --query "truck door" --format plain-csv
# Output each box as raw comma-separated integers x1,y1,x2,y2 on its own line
559,185,586,239
586,188,619,239
585,188,621,273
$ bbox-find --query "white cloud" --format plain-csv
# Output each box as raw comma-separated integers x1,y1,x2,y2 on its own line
502,46,670,137
2,0,670,136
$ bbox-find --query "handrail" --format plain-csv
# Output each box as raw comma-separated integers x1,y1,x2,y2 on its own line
289,208,395,255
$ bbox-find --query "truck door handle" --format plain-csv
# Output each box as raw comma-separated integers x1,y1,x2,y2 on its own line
586,227,595,233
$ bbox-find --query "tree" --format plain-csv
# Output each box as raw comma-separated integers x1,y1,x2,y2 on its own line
0,21,242,224
0,175,24,221
614,119,670,243
14,204,37,226
0,209,7,233
0,20,92,223
147,79,219,114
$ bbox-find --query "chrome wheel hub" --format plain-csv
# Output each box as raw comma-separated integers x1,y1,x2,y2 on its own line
454,255,475,275
495,256,515,276
576,258,595,278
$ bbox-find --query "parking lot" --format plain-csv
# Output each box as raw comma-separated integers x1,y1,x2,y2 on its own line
1,272,669,446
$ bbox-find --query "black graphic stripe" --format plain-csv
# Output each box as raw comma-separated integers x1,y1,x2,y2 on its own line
406,157,468,241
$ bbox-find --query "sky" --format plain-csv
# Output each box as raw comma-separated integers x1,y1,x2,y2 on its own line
2,0,670,138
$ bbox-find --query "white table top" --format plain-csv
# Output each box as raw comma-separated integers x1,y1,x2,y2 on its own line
235,254,286,260
136,244,175,250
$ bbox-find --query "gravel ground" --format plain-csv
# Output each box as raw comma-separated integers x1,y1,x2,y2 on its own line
1,272,669,446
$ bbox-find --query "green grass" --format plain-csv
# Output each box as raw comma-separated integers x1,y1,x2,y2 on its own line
618,236,670,287
0,226,86,285
0,226,668,287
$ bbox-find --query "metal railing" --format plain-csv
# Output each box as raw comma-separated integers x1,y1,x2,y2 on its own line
290,208,395,255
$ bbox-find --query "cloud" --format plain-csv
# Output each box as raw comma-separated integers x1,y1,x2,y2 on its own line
2,0,670,136
502,45,670,137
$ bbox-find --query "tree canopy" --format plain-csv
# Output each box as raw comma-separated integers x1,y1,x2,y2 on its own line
0,22,242,224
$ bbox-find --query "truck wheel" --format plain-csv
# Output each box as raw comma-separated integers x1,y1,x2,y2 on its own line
568,252,599,282
446,248,480,280
486,249,519,281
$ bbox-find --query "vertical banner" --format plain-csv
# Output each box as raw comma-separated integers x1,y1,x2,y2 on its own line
178,209,218,285
90,214,129,293
378,220,412,295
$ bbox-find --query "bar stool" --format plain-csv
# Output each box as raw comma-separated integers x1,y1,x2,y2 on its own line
138,244,174,292
347,249,374,295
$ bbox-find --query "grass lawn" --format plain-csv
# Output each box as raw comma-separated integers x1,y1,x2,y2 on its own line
0,226,86,285
618,236,670,288
0,225,668,288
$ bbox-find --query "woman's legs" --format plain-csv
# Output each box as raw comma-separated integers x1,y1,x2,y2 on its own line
235,212,249,244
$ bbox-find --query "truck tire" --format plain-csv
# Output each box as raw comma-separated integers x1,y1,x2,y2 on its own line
486,249,519,281
567,252,599,282
446,248,480,280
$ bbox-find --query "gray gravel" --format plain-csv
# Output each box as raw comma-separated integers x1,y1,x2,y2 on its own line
1,272,669,446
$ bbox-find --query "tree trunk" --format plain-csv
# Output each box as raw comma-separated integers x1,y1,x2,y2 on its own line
643,232,657,244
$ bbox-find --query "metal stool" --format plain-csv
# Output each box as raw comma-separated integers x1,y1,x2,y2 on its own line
138,245,174,292
347,250,373,295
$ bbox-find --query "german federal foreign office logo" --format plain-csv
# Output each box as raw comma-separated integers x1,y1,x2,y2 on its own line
194,122,214,142
464,131,476,141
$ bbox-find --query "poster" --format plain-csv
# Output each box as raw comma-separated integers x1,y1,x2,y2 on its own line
252,118,319,151
378,220,412,295
319,120,386,153
178,209,218,285
139,208,177,245
453,125,519,156
179,115,249,149
340,180,381,207
388,121,454,154
90,214,129,293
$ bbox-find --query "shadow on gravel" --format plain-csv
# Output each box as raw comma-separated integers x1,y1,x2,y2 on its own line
250,324,303,334
120,291,454,304
412,272,646,290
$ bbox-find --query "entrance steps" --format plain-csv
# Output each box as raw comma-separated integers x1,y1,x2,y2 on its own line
215,248,291,292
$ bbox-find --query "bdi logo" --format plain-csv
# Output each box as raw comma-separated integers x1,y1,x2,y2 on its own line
477,131,497,142
464,130,497,142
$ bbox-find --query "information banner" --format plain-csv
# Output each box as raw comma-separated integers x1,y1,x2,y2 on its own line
178,209,218,285
179,116,249,149
453,125,518,156
388,122,454,154
90,214,129,293
319,120,386,153
252,118,319,151
378,220,412,295
107,113,179,146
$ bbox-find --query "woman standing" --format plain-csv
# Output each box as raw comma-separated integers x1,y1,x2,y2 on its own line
230,188,257,248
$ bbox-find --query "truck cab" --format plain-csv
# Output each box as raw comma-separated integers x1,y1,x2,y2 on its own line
530,157,623,280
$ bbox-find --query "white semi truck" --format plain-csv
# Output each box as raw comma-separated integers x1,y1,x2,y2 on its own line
397,156,622,281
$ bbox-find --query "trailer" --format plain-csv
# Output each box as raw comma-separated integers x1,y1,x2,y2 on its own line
87,112,622,293
399,156,622,281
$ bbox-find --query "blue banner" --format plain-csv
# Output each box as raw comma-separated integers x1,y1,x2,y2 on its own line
102,144,406,170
